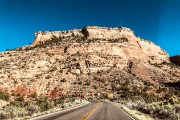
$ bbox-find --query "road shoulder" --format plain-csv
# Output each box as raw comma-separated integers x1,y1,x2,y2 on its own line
113,102,155,120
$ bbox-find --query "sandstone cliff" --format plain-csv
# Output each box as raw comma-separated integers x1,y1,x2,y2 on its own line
32,26,169,65
0,26,179,101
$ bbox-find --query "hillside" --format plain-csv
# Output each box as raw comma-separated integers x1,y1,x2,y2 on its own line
0,26,179,119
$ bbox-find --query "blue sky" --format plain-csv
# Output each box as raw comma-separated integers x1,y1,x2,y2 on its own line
0,0,179,56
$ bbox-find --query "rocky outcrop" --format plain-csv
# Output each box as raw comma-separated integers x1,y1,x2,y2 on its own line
0,26,178,100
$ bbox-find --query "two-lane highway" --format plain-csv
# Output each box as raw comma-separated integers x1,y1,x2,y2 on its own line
32,101,133,120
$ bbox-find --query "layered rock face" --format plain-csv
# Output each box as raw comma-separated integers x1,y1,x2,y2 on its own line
33,26,139,44
0,26,179,100
82,26,135,40
32,26,169,65
32,29,83,45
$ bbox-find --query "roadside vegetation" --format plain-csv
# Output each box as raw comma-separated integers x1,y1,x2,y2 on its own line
0,92,86,119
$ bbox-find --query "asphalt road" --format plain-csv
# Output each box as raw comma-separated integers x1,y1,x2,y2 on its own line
32,101,133,120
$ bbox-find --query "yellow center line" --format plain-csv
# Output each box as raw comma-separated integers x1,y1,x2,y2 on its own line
80,103,102,120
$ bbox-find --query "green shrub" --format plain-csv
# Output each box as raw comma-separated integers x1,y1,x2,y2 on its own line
37,96,53,111
0,89,10,101
38,101,52,111
11,94,25,107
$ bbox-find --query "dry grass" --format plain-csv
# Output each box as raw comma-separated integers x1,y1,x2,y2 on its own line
114,102,155,120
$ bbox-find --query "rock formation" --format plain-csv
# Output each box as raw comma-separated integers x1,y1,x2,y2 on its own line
32,26,169,65
0,26,179,101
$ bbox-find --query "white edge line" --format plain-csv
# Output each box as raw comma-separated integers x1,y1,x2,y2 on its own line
108,101,135,120
30,102,89,120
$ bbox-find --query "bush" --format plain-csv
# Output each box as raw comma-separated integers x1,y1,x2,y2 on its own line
53,97,65,107
11,94,25,107
26,103,40,115
30,93,38,99
38,101,53,111
0,89,10,101
37,96,53,111
170,55,180,66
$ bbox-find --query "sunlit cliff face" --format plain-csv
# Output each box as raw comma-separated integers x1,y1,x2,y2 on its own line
32,26,136,45
32,26,169,65
0,26,176,99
